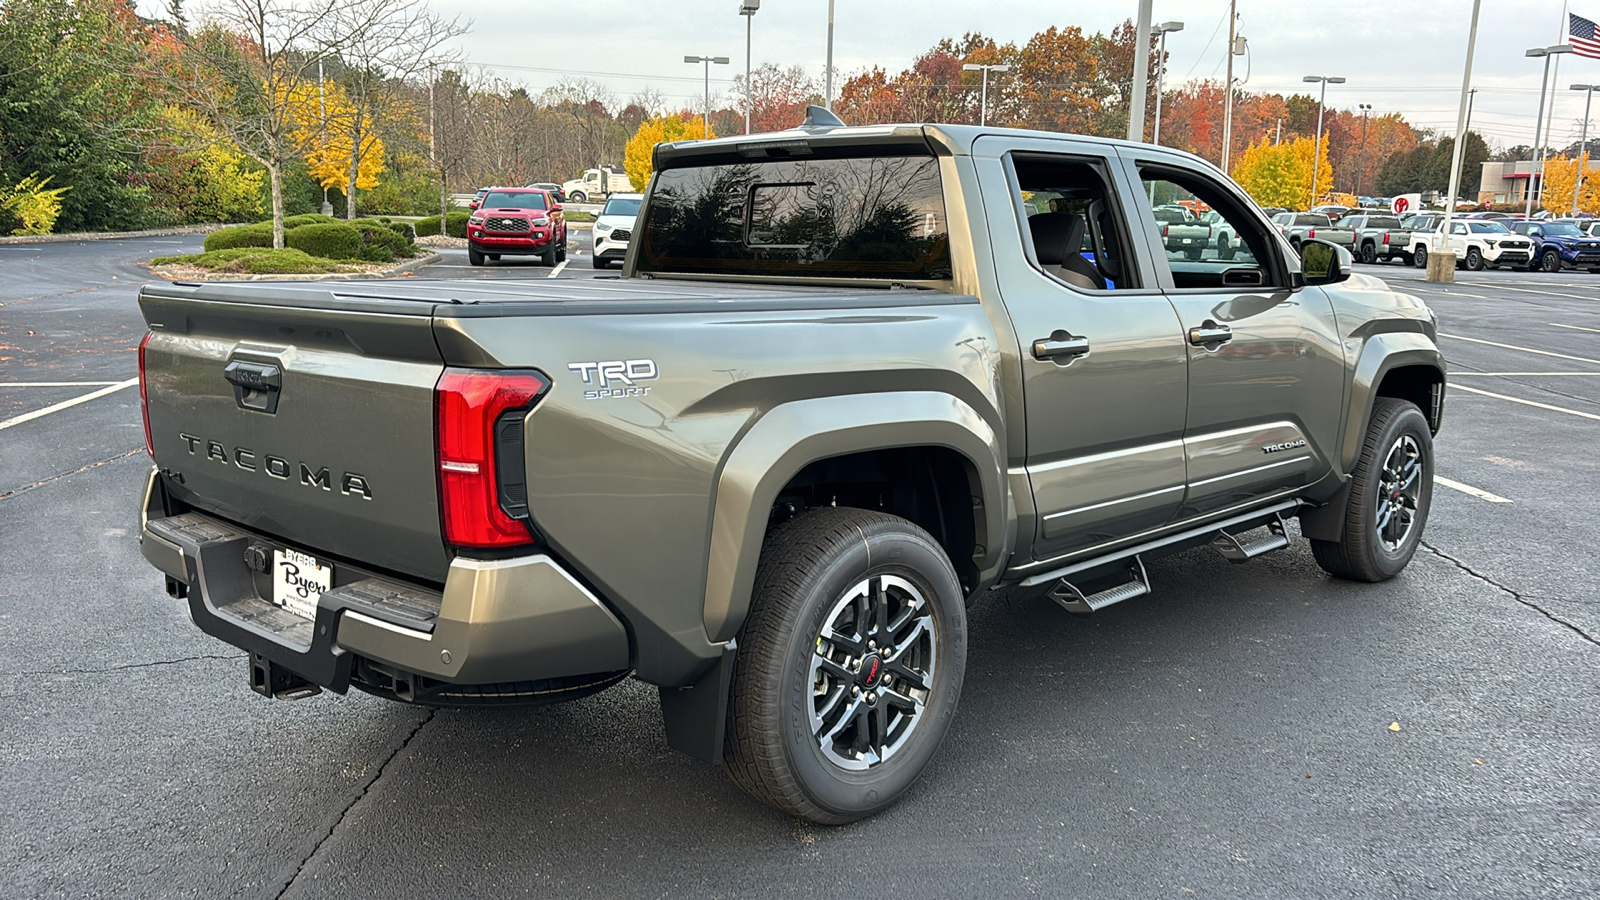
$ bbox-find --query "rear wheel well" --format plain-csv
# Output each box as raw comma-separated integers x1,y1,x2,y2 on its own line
771,447,982,594
1375,364,1444,433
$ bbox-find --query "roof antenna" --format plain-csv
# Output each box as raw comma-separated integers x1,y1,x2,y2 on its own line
800,105,846,130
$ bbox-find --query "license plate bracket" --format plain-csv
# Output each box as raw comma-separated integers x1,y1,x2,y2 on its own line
272,548,331,620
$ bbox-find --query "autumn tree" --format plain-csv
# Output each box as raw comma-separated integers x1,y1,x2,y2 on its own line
734,63,819,133
1231,135,1331,210
287,78,385,202
1535,154,1600,214
623,114,714,192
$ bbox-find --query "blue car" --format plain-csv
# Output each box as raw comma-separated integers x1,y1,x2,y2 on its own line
1508,221,1600,272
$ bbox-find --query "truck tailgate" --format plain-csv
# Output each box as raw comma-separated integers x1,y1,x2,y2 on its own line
140,285,450,582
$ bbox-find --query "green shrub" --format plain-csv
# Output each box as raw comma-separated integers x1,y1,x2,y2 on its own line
562,210,595,223
281,213,340,229
204,222,274,252
151,247,340,274
414,210,469,238
344,221,409,262
285,222,363,260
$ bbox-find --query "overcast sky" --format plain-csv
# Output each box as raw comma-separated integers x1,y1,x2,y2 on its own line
172,0,1600,152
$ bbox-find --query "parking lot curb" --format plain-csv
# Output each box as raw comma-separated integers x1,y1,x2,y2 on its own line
147,251,442,283
0,224,239,244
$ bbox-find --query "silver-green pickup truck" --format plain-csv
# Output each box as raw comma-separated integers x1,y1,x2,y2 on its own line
135,114,1446,824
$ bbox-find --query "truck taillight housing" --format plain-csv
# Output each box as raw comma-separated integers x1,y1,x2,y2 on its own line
138,332,154,459
435,368,550,549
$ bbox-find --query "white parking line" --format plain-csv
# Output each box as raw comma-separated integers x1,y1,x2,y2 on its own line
0,378,139,430
0,381,125,387
1451,384,1600,421
1435,476,1512,503
547,259,570,278
1439,333,1600,366
1484,285,1600,302
1551,322,1600,334
1450,372,1600,376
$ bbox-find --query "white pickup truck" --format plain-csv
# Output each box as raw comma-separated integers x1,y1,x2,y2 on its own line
1405,215,1534,271
561,166,635,203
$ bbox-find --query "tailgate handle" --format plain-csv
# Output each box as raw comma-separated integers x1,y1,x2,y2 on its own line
223,360,282,414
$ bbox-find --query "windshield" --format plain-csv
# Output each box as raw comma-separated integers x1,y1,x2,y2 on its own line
637,154,951,280
1542,222,1582,236
601,197,643,218
1469,222,1511,234
481,191,548,211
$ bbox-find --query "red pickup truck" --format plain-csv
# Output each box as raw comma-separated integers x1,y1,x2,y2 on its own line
466,187,568,267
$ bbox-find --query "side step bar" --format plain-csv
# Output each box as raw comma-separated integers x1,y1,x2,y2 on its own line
1048,558,1150,615
1211,514,1290,563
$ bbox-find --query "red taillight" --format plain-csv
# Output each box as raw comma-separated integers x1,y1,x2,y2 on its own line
138,332,153,459
1383,233,1390,245
1308,228,1316,239
1162,224,1169,237
435,368,549,549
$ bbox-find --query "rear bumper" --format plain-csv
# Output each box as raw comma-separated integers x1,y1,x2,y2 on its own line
138,467,630,693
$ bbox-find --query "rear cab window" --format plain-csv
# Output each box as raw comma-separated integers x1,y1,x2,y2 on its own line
635,154,951,281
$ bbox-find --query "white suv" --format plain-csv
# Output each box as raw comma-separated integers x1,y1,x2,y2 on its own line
591,193,643,269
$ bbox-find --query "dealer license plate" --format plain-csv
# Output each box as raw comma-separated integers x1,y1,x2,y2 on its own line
272,548,330,620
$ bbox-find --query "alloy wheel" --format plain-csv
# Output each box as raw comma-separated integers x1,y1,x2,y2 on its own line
1375,434,1424,553
808,574,938,771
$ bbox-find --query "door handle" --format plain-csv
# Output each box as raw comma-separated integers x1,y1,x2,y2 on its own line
1188,322,1233,347
1032,333,1091,362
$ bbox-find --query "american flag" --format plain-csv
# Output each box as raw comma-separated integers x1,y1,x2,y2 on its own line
1572,13,1600,59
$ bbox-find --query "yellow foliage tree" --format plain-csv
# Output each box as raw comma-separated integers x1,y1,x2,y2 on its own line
283,80,385,196
0,174,70,235
1230,135,1332,211
624,115,716,194
1535,155,1600,214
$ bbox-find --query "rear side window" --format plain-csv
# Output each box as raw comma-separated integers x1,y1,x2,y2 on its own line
637,156,951,280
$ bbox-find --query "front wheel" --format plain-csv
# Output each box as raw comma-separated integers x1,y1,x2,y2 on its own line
540,245,557,266
1310,398,1434,582
1413,245,1428,268
1540,249,1562,272
1464,247,1484,270
569,191,587,203
725,507,967,824
467,247,484,266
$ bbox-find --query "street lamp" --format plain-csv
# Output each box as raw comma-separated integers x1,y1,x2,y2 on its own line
684,54,730,139
1151,21,1184,145
739,1,759,135
824,0,836,110
961,63,1011,126
1572,83,1600,216
1525,44,1574,217
1303,75,1346,209
1356,103,1371,197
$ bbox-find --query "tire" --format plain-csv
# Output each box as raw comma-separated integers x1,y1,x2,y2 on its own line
556,238,567,263
1310,398,1434,583
540,245,557,266
1219,236,1236,260
724,507,967,824
1359,242,1377,264
592,257,608,269
1400,252,1415,266
1185,248,1203,261
569,191,587,203
467,247,484,267
1413,245,1428,268
1540,248,1562,272
1464,247,1484,271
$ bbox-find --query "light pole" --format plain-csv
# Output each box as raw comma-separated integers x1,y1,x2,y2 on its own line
739,1,759,135
824,0,835,110
684,55,730,139
1572,83,1600,216
1524,44,1573,217
1428,0,1481,283
1151,21,1184,146
1128,0,1153,142
1303,75,1345,209
961,63,1010,126
1356,103,1371,197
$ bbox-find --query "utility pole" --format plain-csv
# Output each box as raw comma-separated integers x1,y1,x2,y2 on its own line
1221,0,1237,171
1357,103,1372,197
318,57,331,216
1128,0,1153,142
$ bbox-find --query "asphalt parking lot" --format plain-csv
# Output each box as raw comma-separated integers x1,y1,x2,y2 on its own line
3,236,1598,897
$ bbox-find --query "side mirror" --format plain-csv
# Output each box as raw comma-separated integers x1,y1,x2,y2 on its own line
1299,239,1351,286
550,204,563,212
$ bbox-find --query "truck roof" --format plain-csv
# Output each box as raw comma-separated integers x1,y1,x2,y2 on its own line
653,122,1203,171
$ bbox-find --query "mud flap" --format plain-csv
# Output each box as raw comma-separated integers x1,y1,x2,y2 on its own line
658,639,736,766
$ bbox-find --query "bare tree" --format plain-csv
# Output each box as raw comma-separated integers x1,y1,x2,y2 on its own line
171,0,355,247
327,0,464,219
429,66,477,232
